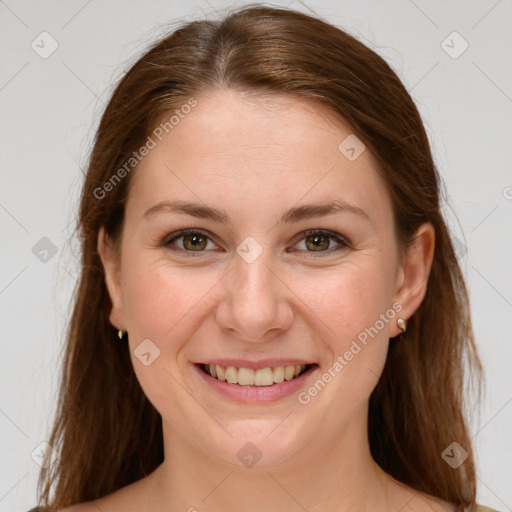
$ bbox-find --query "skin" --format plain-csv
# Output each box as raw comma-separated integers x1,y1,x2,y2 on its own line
65,89,448,511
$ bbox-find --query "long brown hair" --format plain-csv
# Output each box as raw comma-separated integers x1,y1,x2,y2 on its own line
38,5,484,509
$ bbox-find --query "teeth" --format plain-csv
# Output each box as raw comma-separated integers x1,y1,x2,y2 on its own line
215,365,225,381
225,366,238,384
205,364,308,386
273,366,284,383
254,368,274,386
238,367,255,385
284,365,295,381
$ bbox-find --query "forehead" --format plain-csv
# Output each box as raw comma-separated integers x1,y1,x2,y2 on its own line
127,89,392,226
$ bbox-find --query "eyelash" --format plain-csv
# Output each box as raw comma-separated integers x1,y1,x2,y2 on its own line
161,228,350,258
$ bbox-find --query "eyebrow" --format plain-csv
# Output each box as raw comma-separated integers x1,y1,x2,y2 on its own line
143,199,370,225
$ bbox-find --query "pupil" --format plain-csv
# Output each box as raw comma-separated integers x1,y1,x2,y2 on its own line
185,234,205,250
308,234,328,251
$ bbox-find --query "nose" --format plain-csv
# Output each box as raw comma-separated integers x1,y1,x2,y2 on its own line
215,252,295,343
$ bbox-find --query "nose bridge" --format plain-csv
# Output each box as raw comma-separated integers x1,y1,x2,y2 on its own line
236,251,274,302
216,244,293,341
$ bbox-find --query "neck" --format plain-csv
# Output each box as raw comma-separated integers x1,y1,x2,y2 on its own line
148,407,405,512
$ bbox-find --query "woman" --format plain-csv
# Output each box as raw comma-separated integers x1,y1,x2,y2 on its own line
29,5,499,512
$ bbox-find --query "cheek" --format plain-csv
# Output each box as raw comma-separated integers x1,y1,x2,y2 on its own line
124,268,180,334
311,263,394,343
305,260,396,402
120,258,220,414
120,244,231,370
122,250,396,350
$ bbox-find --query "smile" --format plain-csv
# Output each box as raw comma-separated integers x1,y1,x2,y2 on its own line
194,362,319,403
200,363,311,386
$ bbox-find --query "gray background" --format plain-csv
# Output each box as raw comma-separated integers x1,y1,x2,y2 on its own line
1,0,511,510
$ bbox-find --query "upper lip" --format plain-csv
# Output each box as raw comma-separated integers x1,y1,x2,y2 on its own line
196,359,315,370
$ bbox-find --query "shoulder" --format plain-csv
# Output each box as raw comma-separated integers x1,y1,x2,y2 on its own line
27,468,159,512
27,501,503,512
26,503,112,512
426,502,501,512
26,499,131,512
473,505,502,512
26,505,96,512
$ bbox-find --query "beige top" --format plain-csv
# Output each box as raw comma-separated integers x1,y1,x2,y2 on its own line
28,504,502,511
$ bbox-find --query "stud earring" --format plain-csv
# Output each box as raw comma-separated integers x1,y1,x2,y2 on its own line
118,329,125,340
397,318,407,334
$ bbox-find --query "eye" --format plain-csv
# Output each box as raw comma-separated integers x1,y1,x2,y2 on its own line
289,229,350,257
163,229,218,253
162,228,350,257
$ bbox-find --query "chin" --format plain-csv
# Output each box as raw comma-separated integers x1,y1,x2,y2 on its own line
199,418,310,469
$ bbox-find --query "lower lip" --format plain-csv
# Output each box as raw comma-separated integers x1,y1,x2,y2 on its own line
194,364,319,403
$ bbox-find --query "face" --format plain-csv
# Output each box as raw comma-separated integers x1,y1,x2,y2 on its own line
99,89,433,469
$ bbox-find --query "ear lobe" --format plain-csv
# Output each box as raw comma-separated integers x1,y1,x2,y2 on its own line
391,222,435,337
97,226,126,330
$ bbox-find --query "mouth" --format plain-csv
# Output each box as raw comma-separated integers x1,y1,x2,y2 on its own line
198,363,312,386
193,362,319,403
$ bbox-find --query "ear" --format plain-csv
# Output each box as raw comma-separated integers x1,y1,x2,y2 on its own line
97,226,127,331
390,222,435,337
